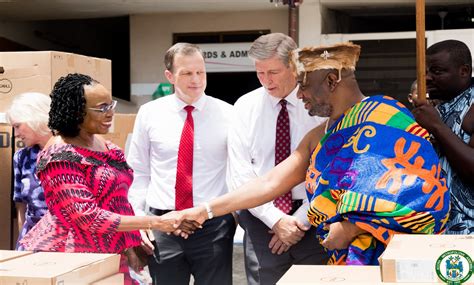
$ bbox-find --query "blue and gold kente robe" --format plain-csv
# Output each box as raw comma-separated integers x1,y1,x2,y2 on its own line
306,95,450,265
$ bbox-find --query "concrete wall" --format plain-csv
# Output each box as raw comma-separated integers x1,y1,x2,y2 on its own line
2,2,473,110
129,9,287,106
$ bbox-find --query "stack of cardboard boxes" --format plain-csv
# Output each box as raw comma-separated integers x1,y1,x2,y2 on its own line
278,235,474,284
0,52,136,252
0,51,137,285
0,251,122,284
379,234,473,284
0,51,112,250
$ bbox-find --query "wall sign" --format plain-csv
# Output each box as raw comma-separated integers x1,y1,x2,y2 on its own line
200,42,254,73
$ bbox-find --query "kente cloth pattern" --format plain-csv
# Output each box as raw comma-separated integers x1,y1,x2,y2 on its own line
436,82,474,234
20,142,141,253
306,95,450,265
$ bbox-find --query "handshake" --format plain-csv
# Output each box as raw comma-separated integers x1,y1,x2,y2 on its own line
137,205,215,257
149,205,211,238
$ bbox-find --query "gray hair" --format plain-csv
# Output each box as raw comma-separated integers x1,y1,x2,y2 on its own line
164,42,204,72
6,92,51,136
248,33,297,67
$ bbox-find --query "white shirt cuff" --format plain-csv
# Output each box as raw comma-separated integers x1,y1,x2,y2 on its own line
293,203,311,227
249,205,286,229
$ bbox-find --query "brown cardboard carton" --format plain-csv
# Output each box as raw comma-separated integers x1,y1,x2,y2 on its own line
379,234,474,283
0,51,111,113
0,51,111,249
277,265,382,284
0,250,32,263
100,113,136,151
0,252,120,285
91,273,124,285
0,124,12,249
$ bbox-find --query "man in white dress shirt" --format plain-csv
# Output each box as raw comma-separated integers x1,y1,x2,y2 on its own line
228,33,328,285
127,43,236,285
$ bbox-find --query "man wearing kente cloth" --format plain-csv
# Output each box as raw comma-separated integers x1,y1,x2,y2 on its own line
171,42,451,267
292,42,450,265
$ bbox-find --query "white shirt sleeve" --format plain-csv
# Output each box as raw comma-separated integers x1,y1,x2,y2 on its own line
127,107,151,216
292,198,311,227
227,103,285,229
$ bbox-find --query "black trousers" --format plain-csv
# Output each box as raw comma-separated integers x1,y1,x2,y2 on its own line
239,209,329,285
147,212,236,285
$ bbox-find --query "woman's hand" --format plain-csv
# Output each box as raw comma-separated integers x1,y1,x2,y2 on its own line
154,209,204,234
124,247,144,273
151,212,181,233
139,229,155,255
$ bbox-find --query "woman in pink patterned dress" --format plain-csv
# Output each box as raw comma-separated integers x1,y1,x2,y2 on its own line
20,73,184,284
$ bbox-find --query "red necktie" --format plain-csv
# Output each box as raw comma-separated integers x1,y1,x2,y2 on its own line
175,105,194,210
273,100,292,214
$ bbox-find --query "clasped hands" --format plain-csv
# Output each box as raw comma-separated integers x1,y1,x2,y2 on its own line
268,215,308,255
138,206,208,255
156,206,209,238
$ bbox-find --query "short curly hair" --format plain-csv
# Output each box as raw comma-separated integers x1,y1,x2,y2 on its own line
48,73,98,137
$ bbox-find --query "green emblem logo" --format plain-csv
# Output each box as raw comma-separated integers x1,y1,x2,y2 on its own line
436,250,473,284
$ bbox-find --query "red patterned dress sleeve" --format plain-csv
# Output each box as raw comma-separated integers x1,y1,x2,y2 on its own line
20,143,141,253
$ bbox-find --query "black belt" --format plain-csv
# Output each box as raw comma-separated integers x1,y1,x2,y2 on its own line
149,200,303,216
149,207,172,216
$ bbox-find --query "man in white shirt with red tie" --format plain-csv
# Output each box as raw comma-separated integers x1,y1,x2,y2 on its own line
127,43,235,285
228,33,328,285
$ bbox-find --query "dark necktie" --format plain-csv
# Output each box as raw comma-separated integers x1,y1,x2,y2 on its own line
175,105,194,210
273,99,292,214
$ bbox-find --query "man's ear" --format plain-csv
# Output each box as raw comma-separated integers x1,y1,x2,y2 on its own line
459,64,471,79
327,72,339,91
164,69,175,84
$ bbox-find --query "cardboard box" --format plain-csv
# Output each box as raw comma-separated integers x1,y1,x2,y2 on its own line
0,124,13,249
380,234,474,283
100,113,136,151
0,252,120,285
0,51,111,114
91,273,124,285
0,250,32,263
0,51,111,249
277,265,382,284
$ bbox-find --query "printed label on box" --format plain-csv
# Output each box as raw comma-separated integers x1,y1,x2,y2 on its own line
396,259,437,282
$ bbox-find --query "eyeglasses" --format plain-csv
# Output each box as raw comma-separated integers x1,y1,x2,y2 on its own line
88,100,117,113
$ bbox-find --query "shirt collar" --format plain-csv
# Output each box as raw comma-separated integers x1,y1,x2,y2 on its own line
173,93,207,112
267,85,299,109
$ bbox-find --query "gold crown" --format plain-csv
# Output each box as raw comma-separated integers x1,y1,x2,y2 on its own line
290,42,361,78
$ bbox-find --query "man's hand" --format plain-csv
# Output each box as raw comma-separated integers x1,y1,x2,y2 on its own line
159,211,202,238
269,215,308,246
268,234,291,255
321,220,366,250
412,97,444,133
179,206,208,226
